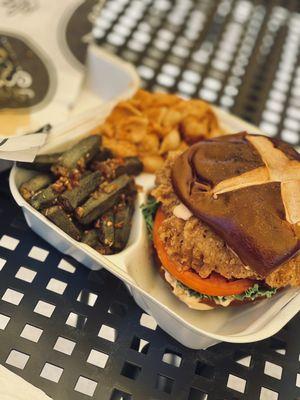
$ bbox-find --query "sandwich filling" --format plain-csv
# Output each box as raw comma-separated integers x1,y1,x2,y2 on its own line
163,269,277,308
147,134,300,306
147,201,278,307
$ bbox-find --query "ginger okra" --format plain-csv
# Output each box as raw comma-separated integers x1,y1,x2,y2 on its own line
19,136,142,255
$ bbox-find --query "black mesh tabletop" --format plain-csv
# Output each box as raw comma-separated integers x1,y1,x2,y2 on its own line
1,1,300,400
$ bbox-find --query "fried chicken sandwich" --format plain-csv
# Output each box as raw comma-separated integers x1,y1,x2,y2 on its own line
148,132,300,309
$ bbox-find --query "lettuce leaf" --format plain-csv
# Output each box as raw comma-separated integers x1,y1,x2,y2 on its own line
141,197,160,239
234,283,277,301
176,281,277,304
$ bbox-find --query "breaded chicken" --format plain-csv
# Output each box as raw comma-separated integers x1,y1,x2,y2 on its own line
152,156,300,288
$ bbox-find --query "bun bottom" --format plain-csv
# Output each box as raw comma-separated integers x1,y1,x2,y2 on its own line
160,266,265,310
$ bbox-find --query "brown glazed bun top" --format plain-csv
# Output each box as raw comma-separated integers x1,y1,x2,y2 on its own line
171,132,300,277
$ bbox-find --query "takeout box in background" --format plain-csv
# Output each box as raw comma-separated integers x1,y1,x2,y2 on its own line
0,0,104,171
0,0,103,138
0,44,138,171
9,46,300,349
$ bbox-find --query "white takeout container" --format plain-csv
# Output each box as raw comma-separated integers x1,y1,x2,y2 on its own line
9,48,300,349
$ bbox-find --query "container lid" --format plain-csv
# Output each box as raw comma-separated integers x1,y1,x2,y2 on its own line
0,44,140,161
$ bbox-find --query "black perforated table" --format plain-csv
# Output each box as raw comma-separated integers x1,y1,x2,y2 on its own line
1,1,300,400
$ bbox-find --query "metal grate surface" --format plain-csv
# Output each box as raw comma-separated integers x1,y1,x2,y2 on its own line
0,1,300,400
0,172,299,399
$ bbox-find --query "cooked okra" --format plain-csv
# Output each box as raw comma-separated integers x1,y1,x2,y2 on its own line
93,147,113,162
75,174,132,225
30,185,60,210
20,173,53,201
99,210,114,247
52,135,101,176
113,201,134,251
82,229,111,254
60,171,102,212
19,135,139,255
115,157,143,177
17,153,62,172
44,206,82,241
91,156,143,179
82,229,100,247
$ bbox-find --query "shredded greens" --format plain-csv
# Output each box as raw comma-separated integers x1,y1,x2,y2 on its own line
141,196,160,239
176,281,277,304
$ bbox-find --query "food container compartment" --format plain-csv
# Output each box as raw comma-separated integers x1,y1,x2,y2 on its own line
9,49,300,349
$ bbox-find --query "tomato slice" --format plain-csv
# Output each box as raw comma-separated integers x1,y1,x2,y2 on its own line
153,207,253,296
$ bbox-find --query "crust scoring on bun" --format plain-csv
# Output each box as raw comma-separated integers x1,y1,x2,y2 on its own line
171,132,300,277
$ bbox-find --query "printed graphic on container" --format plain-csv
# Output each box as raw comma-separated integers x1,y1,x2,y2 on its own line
0,32,55,137
0,34,50,109
61,0,103,68
0,0,38,15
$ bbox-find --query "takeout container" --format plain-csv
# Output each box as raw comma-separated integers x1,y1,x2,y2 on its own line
9,47,300,349
0,43,138,172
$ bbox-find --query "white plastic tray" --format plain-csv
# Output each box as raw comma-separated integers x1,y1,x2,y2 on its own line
9,49,300,349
